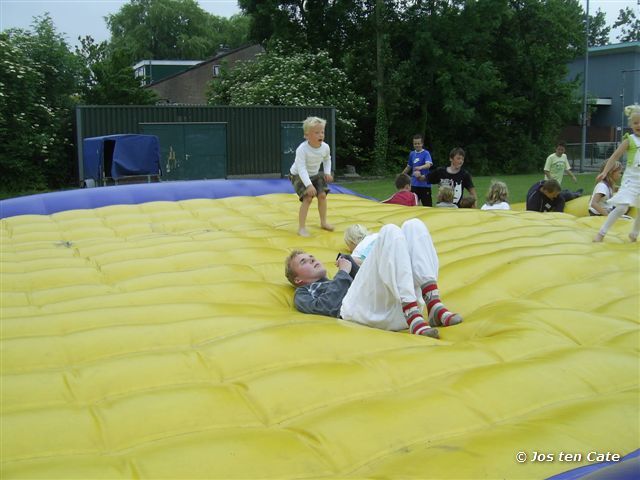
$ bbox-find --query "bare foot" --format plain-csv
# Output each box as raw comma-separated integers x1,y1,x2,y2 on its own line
321,223,334,232
593,232,604,243
629,232,638,242
298,228,311,237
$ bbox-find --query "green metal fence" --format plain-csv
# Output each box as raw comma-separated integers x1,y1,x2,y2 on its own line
75,105,336,182
566,142,619,172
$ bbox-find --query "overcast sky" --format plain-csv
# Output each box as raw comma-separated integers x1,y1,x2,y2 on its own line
0,0,635,48
0,0,240,46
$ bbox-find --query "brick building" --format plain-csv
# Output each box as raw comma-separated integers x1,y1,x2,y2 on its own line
145,44,265,105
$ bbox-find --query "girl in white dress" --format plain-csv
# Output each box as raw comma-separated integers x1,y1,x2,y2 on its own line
594,105,640,242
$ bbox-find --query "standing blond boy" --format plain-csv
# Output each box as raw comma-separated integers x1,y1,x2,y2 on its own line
289,117,334,236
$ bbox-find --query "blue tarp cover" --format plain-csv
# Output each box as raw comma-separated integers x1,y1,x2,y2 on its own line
82,134,160,181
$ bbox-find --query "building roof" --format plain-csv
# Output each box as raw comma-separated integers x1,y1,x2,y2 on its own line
145,44,263,87
587,41,640,57
132,59,202,70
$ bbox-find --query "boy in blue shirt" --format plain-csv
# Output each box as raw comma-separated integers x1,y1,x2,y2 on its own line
401,134,433,206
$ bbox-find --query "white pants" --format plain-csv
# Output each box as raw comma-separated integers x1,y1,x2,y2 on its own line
339,219,439,331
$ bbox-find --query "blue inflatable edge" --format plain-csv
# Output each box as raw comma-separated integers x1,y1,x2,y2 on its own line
0,179,374,219
547,449,639,480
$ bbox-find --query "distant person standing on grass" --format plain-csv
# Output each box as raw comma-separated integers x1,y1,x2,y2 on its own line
427,147,476,208
289,116,334,237
401,134,434,206
544,141,577,185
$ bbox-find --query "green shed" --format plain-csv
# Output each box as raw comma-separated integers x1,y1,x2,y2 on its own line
75,105,336,183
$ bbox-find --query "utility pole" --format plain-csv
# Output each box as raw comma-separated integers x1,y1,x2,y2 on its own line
579,0,590,173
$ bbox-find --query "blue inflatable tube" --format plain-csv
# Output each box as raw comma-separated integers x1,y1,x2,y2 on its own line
0,179,366,219
547,448,639,480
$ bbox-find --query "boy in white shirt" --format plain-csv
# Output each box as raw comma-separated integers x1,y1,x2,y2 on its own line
544,142,577,185
289,117,334,236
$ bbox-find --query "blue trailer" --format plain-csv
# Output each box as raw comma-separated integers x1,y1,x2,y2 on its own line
81,134,161,187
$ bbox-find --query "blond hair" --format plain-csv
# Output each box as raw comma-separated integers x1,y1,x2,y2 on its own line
437,185,454,203
599,160,622,191
284,249,305,286
624,104,640,122
344,224,369,251
485,180,509,206
303,116,326,134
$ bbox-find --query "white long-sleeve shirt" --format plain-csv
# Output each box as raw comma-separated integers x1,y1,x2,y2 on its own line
290,141,331,187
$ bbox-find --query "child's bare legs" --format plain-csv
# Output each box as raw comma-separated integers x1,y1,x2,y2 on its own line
298,195,313,236
317,192,334,231
594,205,628,242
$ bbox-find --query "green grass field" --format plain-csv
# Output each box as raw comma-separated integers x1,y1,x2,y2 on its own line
339,172,598,205
1,172,598,204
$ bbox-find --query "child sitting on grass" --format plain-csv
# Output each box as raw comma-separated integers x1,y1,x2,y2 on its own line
481,180,510,210
435,185,458,208
382,173,419,206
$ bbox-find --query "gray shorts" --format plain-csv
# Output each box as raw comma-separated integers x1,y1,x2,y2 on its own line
290,174,330,201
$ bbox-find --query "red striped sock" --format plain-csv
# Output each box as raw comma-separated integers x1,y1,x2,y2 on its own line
402,301,439,338
428,302,463,326
421,281,439,301
422,282,462,327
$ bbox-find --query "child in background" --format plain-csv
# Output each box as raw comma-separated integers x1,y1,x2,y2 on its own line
402,134,434,206
344,224,378,265
427,147,476,207
544,141,577,185
435,185,458,208
382,173,419,206
481,180,510,210
594,105,640,242
459,196,477,209
589,161,623,216
526,179,564,212
289,116,334,236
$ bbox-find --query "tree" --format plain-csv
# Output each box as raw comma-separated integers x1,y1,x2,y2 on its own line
588,8,611,46
614,7,640,43
207,42,366,162
75,36,157,105
107,0,249,65
0,15,84,191
239,0,369,56
373,0,388,174
470,0,583,174
383,0,583,175
238,0,588,175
